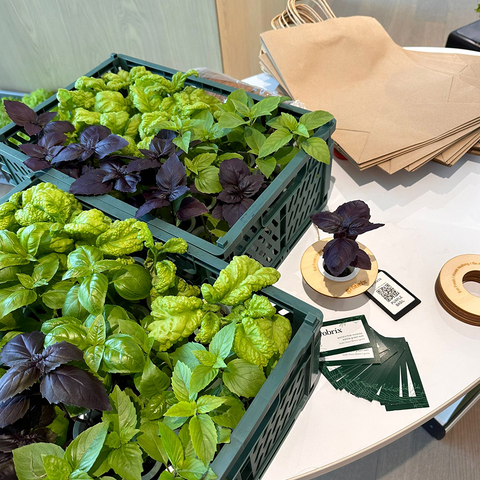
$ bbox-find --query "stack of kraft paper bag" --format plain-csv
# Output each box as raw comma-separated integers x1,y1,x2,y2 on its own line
260,16,480,173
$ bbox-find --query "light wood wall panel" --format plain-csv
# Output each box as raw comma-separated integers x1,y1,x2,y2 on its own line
216,0,286,80
0,0,223,92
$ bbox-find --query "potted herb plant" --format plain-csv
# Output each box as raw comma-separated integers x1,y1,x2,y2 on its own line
310,200,384,281
0,180,310,480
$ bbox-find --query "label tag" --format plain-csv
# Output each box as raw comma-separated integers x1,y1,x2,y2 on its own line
365,270,420,321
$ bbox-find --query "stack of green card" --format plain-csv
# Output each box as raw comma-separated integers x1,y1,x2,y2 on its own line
320,315,429,411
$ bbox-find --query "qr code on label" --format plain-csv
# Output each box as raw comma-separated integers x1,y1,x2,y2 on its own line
376,283,400,302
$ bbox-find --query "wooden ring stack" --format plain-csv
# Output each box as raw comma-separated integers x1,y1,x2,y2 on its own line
300,238,378,298
435,254,480,326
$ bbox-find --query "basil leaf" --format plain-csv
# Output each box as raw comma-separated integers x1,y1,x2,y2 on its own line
42,280,75,310
300,136,331,164
16,273,34,290
102,334,145,374
0,286,37,318
12,443,65,480
192,350,217,367
104,385,138,444
223,359,266,398
194,165,222,194
258,128,293,158
189,414,217,466
62,266,92,281
44,324,89,350
33,253,60,284
112,264,151,301
65,422,109,472
78,273,108,315
42,455,71,480
63,285,89,321
250,96,283,118
210,395,245,429
231,100,250,117
170,342,206,370
172,130,192,154
68,246,103,269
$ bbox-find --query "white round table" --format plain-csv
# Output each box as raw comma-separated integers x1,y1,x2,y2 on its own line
244,47,480,480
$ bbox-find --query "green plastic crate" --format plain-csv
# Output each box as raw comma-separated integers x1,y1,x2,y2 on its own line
0,53,335,268
0,175,323,480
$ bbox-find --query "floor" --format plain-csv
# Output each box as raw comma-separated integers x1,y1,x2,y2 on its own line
327,0,478,47
314,398,480,479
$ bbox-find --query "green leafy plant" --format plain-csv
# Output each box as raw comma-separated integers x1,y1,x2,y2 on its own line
5,66,333,245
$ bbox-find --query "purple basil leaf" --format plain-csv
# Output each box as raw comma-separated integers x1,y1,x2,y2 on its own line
58,162,84,179
323,238,359,276
114,174,141,193
310,211,344,234
1,332,45,367
335,200,371,222
95,135,129,159
40,365,111,411
135,198,169,218
3,101,36,126
51,143,85,165
0,395,30,428
177,197,208,221
24,122,43,136
41,341,83,374
346,218,384,238
37,111,57,126
70,169,112,195
156,155,189,201
0,364,42,402
80,125,111,146
99,159,124,176
222,198,254,227
38,132,66,150
217,190,242,204
43,121,75,134
212,203,223,220
219,158,250,188
239,174,264,198
24,157,51,171
125,158,161,173
19,143,45,158
350,249,372,270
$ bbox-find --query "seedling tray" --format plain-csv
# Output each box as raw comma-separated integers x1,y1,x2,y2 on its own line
0,53,335,267
0,175,323,480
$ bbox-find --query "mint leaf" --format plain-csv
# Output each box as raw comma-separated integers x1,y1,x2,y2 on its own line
165,401,197,418
197,395,226,414
217,112,247,129
231,100,250,117
256,156,276,179
65,422,109,472
244,127,266,155
137,421,168,464
294,123,309,138
210,395,245,429
103,385,138,444
172,360,192,402
223,359,266,397
189,414,217,466
107,443,143,480
258,129,293,158
134,357,170,396
192,350,217,367
190,365,218,395
301,136,330,164
250,96,283,118
299,110,334,130
210,321,236,360
171,342,206,370
158,422,184,468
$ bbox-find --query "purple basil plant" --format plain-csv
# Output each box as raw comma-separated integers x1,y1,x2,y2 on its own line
311,200,384,276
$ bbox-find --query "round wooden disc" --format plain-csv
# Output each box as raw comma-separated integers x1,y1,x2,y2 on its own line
300,239,378,298
435,254,480,326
